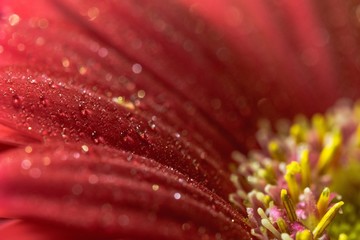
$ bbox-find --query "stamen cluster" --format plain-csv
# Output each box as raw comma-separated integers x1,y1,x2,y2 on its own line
230,100,360,239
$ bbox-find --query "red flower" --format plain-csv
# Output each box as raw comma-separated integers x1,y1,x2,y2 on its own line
0,0,359,239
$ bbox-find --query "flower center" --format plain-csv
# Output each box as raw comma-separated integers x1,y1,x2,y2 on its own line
229,100,360,240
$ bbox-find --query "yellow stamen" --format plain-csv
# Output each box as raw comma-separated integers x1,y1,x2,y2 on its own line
312,201,344,239
258,162,276,184
317,131,342,174
261,218,281,239
312,114,327,144
276,217,288,233
257,207,267,220
285,161,301,202
355,124,360,148
263,195,272,208
339,233,348,240
295,229,312,240
299,149,311,189
317,187,330,218
281,189,297,222
268,140,285,162
281,233,293,240
290,124,305,144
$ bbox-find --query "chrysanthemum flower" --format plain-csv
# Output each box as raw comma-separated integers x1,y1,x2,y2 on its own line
0,0,360,239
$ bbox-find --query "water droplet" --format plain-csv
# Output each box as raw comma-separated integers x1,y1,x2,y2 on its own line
174,192,181,200
73,152,80,159
61,128,70,140
118,215,130,226
87,7,100,21
148,120,156,130
8,14,20,26
72,184,83,196
152,184,160,191
39,96,49,107
17,43,25,51
88,174,99,184
132,63,142,74
79,106,93,117
29,168,42,178
98,47,108,58
12,95,22,108
81,145,89,152
78,66,87,75
24,146,33,153
91,131,104,144
62,58,70,68
21,159,32,169
137,90,146,98
182,223,191,231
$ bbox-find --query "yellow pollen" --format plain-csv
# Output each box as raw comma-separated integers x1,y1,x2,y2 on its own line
317,187,330,218
295,229,312,240
312,201,344,239
281,189,297,222
285,161,301,202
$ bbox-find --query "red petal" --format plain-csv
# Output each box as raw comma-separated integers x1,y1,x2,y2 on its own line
0,68,234,198
0,220,103,240
0,143,250,239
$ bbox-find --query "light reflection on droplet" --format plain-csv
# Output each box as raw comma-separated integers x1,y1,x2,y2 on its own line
87,7,100,21
21,159,32,169
62,58,70,68
88,174,99,184
0,45,4,54
8,14,20,26
137,90,146,98
73,152,80,159
174,192,181,200
152,184,159,191
132,63,142,74
24,146,33,153
78,66,87,75
81,145,89,152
